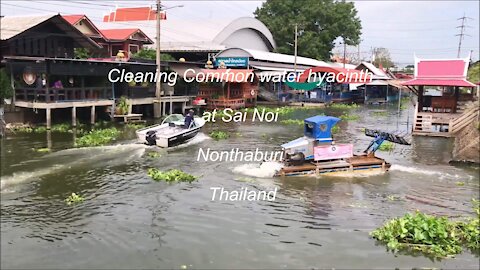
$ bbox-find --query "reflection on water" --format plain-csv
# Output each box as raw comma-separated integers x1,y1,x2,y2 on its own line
1,104,479,269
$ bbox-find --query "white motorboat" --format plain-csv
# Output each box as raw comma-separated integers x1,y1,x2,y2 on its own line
136,114,206,147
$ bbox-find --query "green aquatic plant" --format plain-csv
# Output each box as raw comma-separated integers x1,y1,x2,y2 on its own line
280,119,304,126
400,97,411,110
51,123,71,132
75,127,120,147
10,126,33,133
331,125,340,134
372,111,389,117
455,181,465,186
34,126,47,133
378,141,394,151
371,211,463,258
147,151,161,158
147,168,197,183
126,123,146,129
339,113,360,121
65,193,85,205
329,103,359,110
209,130,229,140
36,147,50,153
371,200,480,258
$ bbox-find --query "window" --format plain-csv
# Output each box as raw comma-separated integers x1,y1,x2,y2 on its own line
111,44,123,57
129,44,139,55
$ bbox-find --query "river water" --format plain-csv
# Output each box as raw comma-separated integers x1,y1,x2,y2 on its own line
1,103,479,269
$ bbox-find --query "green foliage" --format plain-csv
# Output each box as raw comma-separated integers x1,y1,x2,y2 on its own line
373,48,394,69
467,61,479,83
132,48,175,61
372,111,388,116
0,68,13,101
65,193,85,205
209,130,229,140
126,123,146,129
147,168,197,183
74,48,92,59
378,141,394,151
400,97,411,110
147,151,161,158
75,128,120,147
371,200,480,258
10,126,33,133
117,96,129,115
35,147,50,153
331,125,340,134
339,113,360,121
280,119,304,126
34,126,47,133
51,123,71,132
329,103,359,109
254,0,362,60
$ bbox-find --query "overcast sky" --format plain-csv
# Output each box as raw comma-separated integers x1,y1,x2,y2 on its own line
1,0,479,66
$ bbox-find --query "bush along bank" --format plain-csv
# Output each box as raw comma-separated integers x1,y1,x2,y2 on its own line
370,199,480,258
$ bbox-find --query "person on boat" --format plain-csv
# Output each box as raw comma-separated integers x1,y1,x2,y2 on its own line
184,109,195,128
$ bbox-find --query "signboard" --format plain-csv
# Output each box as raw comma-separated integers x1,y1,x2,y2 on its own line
215,57,249,68
314,144,353,161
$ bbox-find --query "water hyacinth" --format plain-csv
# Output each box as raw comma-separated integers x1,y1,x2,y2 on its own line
209,130,229,140
378,141,394,151
65,193,85,205
329,103,359,110
280,119,304,126
339,113,360,121
75,128,120,147
147,168,197,183
371,200,480,258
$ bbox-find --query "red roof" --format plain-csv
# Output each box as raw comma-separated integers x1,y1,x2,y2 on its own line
403,58,475,87
103,7,157,22
62,15,84,25
99,29,153,43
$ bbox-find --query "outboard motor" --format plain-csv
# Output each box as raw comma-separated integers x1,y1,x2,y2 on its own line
286,152,305,166
145,130,157,146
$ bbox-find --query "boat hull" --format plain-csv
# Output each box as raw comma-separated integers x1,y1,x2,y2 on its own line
275,155,391,177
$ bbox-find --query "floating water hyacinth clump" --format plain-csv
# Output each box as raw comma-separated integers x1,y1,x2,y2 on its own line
371,200,480,258
280,119,304,126
209,131,229,140
329,103,359,110
378,141,394,151
65,193,85,205
147,168,197,183
75,128,120,147
339,113,360,121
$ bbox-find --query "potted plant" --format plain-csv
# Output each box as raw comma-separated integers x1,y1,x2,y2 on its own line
116,96,129,115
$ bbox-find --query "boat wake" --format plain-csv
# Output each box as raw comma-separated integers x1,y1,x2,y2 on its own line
1,143,148,193
169,132,211,150
390,164,441,175
232,161,284,178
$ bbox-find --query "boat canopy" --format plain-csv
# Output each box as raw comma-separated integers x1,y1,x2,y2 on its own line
304,115,340,141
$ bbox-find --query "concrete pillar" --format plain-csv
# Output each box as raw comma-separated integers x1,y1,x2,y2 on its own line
182,102,186,114
46,108,51,129
169,99,173,115
153,103,161,118
72,107,77,127
90,106,96,124
162,101,166,116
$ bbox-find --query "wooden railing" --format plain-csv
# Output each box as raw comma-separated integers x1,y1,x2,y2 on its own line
15,87,112,103
449,105,480,134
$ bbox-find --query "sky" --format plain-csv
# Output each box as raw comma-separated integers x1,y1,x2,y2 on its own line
1,0,479,66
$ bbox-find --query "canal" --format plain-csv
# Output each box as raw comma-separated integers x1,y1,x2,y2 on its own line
1,103,479,269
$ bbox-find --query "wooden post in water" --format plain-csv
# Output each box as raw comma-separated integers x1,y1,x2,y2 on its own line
46,108,51,129
72,107,77,127
91,106,96,124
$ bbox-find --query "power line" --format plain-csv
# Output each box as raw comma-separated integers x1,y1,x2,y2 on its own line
456,13,473,57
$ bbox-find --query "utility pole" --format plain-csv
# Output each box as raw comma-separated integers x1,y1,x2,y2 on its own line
456,13,472,58
294,24,298,74
154,0,162,118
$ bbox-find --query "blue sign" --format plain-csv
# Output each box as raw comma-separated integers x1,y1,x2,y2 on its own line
215,57,249,67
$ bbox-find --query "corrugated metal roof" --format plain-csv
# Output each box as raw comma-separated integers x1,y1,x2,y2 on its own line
0,14,55,40
358,62,390,79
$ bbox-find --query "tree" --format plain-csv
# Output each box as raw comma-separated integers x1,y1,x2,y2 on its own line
373,47,394,68
254,0,362,60
0,68,13,105
132,48,175,61
74,48,92,59
467,61,479,83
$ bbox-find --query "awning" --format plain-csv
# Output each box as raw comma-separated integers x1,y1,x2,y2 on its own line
184,69,255,83
402,78,476,87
